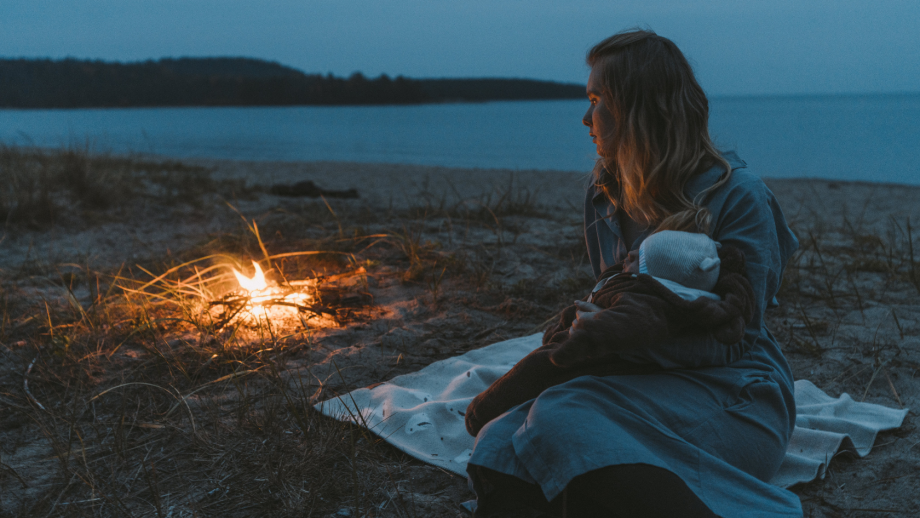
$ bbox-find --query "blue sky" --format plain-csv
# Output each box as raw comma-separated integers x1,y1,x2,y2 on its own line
2,0,919,96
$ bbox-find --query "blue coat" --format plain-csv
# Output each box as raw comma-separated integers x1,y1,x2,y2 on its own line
468,153,804,517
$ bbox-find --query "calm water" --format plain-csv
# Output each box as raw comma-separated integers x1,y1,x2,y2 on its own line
1,95,919,184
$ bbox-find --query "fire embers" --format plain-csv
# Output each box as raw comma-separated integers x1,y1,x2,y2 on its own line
209,262,368,330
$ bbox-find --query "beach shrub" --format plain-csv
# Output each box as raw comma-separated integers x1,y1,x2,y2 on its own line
0,144,247,228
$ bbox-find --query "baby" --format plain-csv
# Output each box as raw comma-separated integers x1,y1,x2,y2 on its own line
466,230,756,437
569,230,722,338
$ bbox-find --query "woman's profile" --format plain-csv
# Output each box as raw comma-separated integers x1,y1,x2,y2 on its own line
466,29,802,517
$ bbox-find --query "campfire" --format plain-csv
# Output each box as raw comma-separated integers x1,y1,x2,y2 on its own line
217,261,335,323
213,260,337,328
127,253,368,334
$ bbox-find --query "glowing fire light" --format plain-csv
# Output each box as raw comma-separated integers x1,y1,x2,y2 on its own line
204,259,361,330
225,261,322,325
233,261,267,292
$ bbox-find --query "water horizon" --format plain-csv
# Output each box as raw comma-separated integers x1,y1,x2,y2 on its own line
2,93,919,185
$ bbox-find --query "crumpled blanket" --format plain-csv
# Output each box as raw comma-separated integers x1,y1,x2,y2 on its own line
465,246,755,436
771,379,909,487
315,333,908,489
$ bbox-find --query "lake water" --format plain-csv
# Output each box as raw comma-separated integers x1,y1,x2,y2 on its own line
1,95,918,185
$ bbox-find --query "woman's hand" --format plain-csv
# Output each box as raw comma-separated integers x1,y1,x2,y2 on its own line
569,300,604,336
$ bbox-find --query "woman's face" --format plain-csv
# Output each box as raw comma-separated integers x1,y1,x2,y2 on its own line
583,65,616,157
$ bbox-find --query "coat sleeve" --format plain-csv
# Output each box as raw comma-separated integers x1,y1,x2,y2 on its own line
549,291,674,368
603,176,796,369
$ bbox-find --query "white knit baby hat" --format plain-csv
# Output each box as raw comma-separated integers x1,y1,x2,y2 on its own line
638,230,721,291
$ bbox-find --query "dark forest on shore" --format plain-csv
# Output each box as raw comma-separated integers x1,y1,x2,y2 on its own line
0,57,586,108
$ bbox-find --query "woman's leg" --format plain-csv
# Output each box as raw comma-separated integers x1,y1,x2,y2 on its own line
561,464,720,518
470,463,720,517
510,373,799,515
469,465,561,518
471,373,798,516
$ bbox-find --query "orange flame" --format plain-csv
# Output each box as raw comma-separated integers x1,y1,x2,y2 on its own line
228,261,317,321
216,259,338,330
233,261,267,292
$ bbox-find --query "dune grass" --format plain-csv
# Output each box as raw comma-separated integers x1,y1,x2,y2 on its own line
0,144,252,229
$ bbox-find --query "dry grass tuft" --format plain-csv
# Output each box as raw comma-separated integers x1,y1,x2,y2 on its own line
0,144,252,229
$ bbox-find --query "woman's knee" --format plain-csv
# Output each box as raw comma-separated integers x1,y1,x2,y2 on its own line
563,464,720,518
468,465,559,518
691,379,790,481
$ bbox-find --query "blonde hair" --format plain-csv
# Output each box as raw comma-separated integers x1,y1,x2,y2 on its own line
588,29,732,234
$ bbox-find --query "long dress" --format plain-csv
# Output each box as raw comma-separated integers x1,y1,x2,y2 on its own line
467,152,804,517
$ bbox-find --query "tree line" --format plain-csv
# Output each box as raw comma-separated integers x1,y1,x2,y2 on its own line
0,57,586,108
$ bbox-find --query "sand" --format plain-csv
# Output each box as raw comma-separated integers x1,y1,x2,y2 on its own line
2,158,919,517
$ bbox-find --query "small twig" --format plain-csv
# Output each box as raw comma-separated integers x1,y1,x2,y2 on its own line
330,358,373,432
845,273,865,317
861,359,892,402
171,386,197,434
891,309,905,340
474,322,508,340
809,232,840,309
142,461,165,518
907,216,919,294
0,395,29,410
44,473,77,518
883,368,903,407
798,305,823,353
87,382,179,404
164,368,262,419
0,458,29,488
24,354,46,411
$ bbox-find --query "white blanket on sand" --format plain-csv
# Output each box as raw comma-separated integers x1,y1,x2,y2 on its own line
315,333,908,488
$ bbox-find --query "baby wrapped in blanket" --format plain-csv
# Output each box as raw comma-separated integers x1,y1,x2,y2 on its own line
465,230,757,436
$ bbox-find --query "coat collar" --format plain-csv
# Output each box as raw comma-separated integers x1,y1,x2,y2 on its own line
591,151,748,237
685,151,747,203
592,186,622,240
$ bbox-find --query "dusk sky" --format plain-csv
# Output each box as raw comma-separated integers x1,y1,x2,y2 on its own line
2,0,919,96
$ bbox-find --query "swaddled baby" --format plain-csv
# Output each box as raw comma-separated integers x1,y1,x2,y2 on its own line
569,230,722,337
465,230,756,437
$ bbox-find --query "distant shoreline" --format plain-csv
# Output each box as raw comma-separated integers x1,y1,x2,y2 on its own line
4,91,918,113
0,57,586,109
0,97,582,112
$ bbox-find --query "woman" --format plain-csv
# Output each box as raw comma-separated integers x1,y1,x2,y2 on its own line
466,30,803,517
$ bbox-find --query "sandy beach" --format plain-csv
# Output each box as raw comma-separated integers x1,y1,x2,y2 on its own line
1,153,919,516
